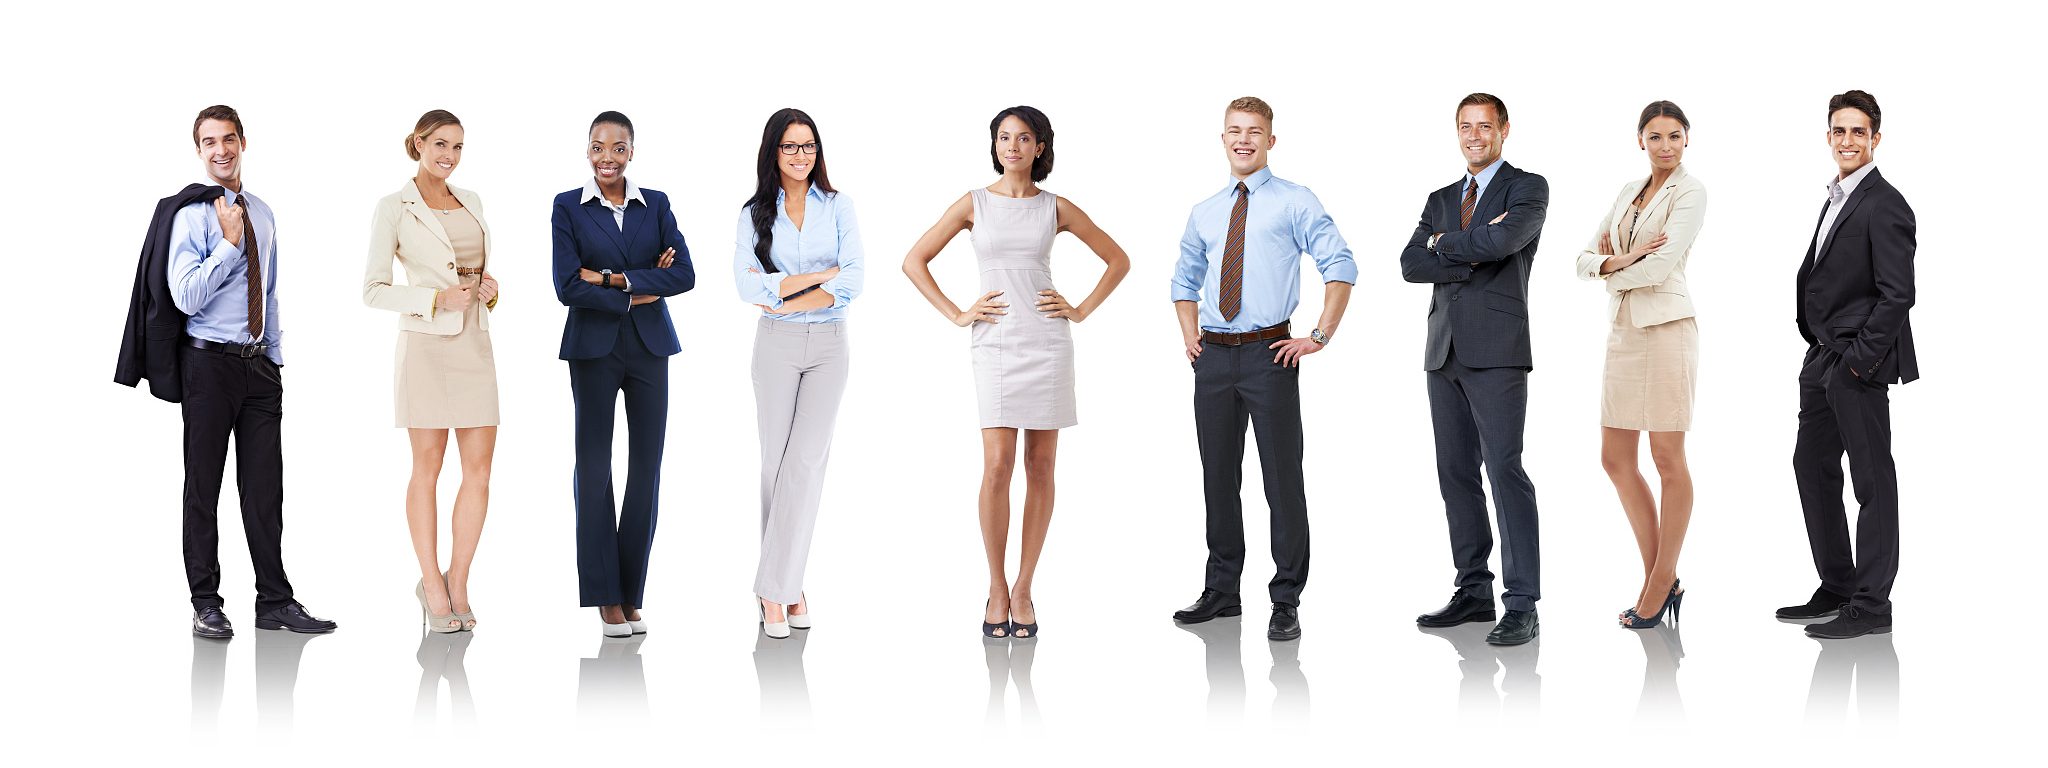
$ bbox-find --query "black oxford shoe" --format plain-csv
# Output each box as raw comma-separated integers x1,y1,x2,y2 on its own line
1417,589,1497,628
1173,589,1242,624
1267,604,1301,641
192,606,233,639
255,602,337,634
1776,586,1850,621
1486,609,1539,646
1804,605,1892,639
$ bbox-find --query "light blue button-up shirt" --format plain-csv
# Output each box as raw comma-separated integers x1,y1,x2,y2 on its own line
1464,158,1504,213
168,186,281,364
1171,167,1358,333
733,185,864,323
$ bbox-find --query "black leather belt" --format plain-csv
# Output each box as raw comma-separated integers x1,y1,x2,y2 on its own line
1201,321,1290,347
188,338,271,358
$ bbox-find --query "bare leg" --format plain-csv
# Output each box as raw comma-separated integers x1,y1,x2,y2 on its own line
1011,429,1059,636
980,428,1019,635
1636,431,1693,616
407,428,453,616
1600,427,1659,613
446,426,496,621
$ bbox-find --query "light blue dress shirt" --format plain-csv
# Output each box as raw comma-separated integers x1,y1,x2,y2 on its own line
733,185,864,323
1171,167,1358,333
1464,158,1505,213
169,187,282,364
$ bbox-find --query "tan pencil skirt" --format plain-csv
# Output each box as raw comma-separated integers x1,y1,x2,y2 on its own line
1601,300,1697,432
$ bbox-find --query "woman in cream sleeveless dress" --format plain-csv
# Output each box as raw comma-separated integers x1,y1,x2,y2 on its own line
903,106,1130,639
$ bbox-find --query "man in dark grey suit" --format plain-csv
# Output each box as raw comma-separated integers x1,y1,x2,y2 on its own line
1400,93,1549,646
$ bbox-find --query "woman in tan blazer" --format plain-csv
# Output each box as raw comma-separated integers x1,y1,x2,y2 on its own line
1573,100,1706,630
364,109,501,633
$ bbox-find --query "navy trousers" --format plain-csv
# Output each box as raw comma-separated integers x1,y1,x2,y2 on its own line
1426,345,1542,611
569,321,669,608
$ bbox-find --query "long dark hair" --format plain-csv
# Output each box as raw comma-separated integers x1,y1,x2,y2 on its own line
745,108,835,272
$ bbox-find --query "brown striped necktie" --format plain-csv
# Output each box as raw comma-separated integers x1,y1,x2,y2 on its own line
238,197,263,340
1219,182,1248,321
1459,176,1478,230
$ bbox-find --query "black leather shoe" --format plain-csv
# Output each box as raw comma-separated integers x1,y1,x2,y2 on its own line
192,606,233,639
1267,604,1301,641
1172,589,1242,624
1417,588,1496,627
1804,605,1891,639
1776,586,1850,620
1486,609,1539,645
255,602,337,634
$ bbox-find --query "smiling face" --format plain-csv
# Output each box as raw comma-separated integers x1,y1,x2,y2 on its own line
415,124,464,181
1639,115,1685,172
195,118,243,188
993,115,1042,177
1827,107,1879,178
588,122,633,183
778,122,817,186
1221,109,1274,178
1457,103,1507,173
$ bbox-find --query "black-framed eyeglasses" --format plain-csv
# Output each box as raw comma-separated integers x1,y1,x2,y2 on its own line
778,142,820,155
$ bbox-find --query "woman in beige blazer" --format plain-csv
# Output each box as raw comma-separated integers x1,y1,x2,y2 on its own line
1574,100,1705,630
364,109,501,633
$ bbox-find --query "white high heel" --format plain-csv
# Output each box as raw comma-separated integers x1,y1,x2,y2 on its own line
786,593,811,630
626,614,649,635
758,598,790,639
601,607,631,638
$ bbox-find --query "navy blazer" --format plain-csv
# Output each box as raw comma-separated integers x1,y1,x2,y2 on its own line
115,183,228,402
1399,161,1550,371
551,186,696,360
1795,167,1918,384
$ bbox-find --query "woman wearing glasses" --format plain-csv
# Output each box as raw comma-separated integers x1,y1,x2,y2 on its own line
735,108,864,639
903,105,1130,638
552,111,695,637
364,109,500,633
1573,100,1706,629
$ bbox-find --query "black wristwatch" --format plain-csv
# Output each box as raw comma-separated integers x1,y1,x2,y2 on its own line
600,269,614,289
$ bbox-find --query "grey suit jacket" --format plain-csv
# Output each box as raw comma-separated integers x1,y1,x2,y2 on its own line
1400,161,1550,370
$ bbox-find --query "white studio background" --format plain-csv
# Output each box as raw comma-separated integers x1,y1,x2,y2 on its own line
0,0,2035,763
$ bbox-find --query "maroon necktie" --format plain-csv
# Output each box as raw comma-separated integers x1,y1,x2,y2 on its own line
1219,182,1248,321
1459,177,1478,231
239,197,263,341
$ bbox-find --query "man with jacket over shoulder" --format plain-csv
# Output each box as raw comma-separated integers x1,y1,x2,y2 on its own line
1400,93,1549,646
1778,90,1918,640
115,105,336,638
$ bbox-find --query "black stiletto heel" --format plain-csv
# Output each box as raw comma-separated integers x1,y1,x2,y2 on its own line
982,599,1010,639
1622,588,1684,629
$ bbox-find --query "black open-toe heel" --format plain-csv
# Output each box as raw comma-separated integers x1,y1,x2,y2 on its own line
1011,600,1038,639
982,599,1010,638
1622,589,1684,629
1618,577,1682,620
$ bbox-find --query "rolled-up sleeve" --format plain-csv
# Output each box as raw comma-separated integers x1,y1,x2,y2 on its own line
1170,212,1207,303
1295,194,1358,284
820,195,865,309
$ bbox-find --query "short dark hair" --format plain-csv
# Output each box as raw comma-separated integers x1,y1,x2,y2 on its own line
1827,90,1881,133
1456,93,1508,124
591,110,634,141
989,105,1055,182
192,105,244,147
1637,100,1690,133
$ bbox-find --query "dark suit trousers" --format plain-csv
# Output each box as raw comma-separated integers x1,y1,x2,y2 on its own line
569,320,669,608
1793,346,1899,613
1426,346,1541,611
179,346,294,613
1194,341,1309,606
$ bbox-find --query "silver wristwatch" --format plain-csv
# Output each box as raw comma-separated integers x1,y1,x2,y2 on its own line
1309,328,1329,345
1427,233,1442,251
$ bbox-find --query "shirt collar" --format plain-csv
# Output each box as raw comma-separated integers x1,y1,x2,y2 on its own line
1468,158,1505,190
775,184,827,205
582,177,645,208
1829,162,1877,203
205,182,249,206
1228,165,1275,195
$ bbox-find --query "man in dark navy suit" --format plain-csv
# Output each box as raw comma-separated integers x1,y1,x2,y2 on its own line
551,111,695,635
1400,93,1549,646
1778,90,1918,640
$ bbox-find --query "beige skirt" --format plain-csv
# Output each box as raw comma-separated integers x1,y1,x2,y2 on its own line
394,298,499,429
1601,300,1696,432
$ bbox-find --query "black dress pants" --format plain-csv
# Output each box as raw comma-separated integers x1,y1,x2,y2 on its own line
1194,341,1309,607
1425,347,1541,611
1793,345,1900,613
569,321,669,608
180,345,295,613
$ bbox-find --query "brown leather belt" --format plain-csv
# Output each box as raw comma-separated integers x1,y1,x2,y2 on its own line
455,267,485,277
1201,321,1290,347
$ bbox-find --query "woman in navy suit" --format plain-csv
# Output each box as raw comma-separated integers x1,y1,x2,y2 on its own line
551,111,695,637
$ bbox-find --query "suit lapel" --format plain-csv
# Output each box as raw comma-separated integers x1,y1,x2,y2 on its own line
582,200,627,258
1475,163,1516,226
1817,168,1879,264
400,180,453,249
1622,168,1685,246
452,187,490,269
622,199,651,263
